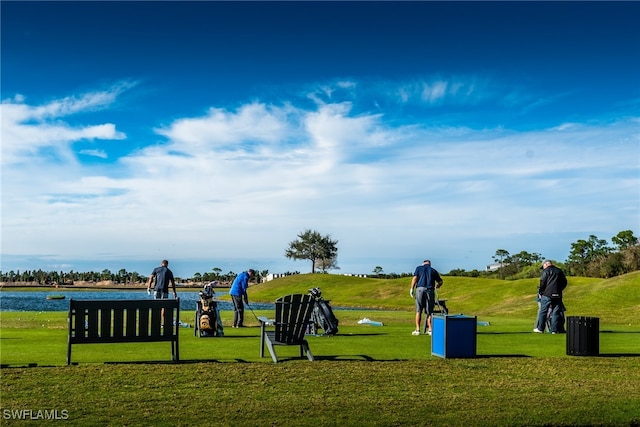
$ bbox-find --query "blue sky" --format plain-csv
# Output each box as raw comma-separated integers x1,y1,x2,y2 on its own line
1,1,639,278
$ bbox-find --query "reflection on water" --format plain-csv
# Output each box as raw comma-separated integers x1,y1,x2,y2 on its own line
0,290,274,312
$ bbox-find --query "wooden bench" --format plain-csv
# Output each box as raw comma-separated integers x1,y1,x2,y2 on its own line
258,294,315,363
67,298,180,365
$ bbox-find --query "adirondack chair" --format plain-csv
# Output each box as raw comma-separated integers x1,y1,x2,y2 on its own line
258,294,315,363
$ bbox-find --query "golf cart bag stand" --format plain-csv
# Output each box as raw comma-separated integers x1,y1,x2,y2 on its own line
566,316,599,356
195,283,224,337
308,287,339,336
423,291,448,334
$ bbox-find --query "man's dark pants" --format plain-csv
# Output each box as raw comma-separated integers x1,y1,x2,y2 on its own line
231,295,245,327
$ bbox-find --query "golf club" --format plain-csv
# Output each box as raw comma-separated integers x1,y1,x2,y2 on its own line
434,288,445,314
246,301,260,322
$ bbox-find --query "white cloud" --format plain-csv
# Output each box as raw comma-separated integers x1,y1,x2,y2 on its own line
79,149,108,159
393,76,494,106
422,80,448,103
156,102,290,150
0,85,128,166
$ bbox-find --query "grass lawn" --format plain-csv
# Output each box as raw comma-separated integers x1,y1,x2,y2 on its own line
1,273,639,426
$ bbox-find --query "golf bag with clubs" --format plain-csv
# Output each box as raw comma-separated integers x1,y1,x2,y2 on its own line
422,289,448,334
195,282,224,337
308,287,339,336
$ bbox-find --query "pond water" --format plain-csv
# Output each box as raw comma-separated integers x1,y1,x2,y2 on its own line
0,290,274,312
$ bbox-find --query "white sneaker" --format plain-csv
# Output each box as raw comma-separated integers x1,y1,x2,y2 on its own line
426,330,432,336
412,330,420,336
533,328,543,333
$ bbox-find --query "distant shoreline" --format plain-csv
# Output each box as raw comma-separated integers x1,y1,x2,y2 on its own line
0,281,231,290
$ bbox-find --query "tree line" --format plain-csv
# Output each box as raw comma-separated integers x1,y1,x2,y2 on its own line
1,229,637,284
0,267,273,286
565,230,639,277
449,230,639,279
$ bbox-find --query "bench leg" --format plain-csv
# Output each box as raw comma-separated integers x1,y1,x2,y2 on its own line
172,339,179,362
301,343,314,361
259,322,266,358
265,340,278,363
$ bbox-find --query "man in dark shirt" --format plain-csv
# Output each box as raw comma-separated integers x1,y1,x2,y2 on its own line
147,259,177,299
534,260,568,333
410,260,443,336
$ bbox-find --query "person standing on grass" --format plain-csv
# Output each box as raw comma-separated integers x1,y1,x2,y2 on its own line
229,269,255,328
534,260,567,334
410,259,443,336
146,259,177,324
147,259,177,300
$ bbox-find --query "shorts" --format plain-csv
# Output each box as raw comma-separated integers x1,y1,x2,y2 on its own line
415,287,435,314
154,290,169,299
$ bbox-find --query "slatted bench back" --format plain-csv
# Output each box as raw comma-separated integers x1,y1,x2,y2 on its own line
67,299,180,364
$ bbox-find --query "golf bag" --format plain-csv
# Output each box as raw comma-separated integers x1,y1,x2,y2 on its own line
422,290,448,334
536,295,566,333
546,300,567,333
195,282,224,337
308,287,339,336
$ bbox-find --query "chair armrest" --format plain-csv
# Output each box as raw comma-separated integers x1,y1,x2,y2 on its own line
257,316,274,326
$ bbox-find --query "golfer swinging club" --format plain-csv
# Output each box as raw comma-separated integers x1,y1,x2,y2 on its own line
410,259,443,336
